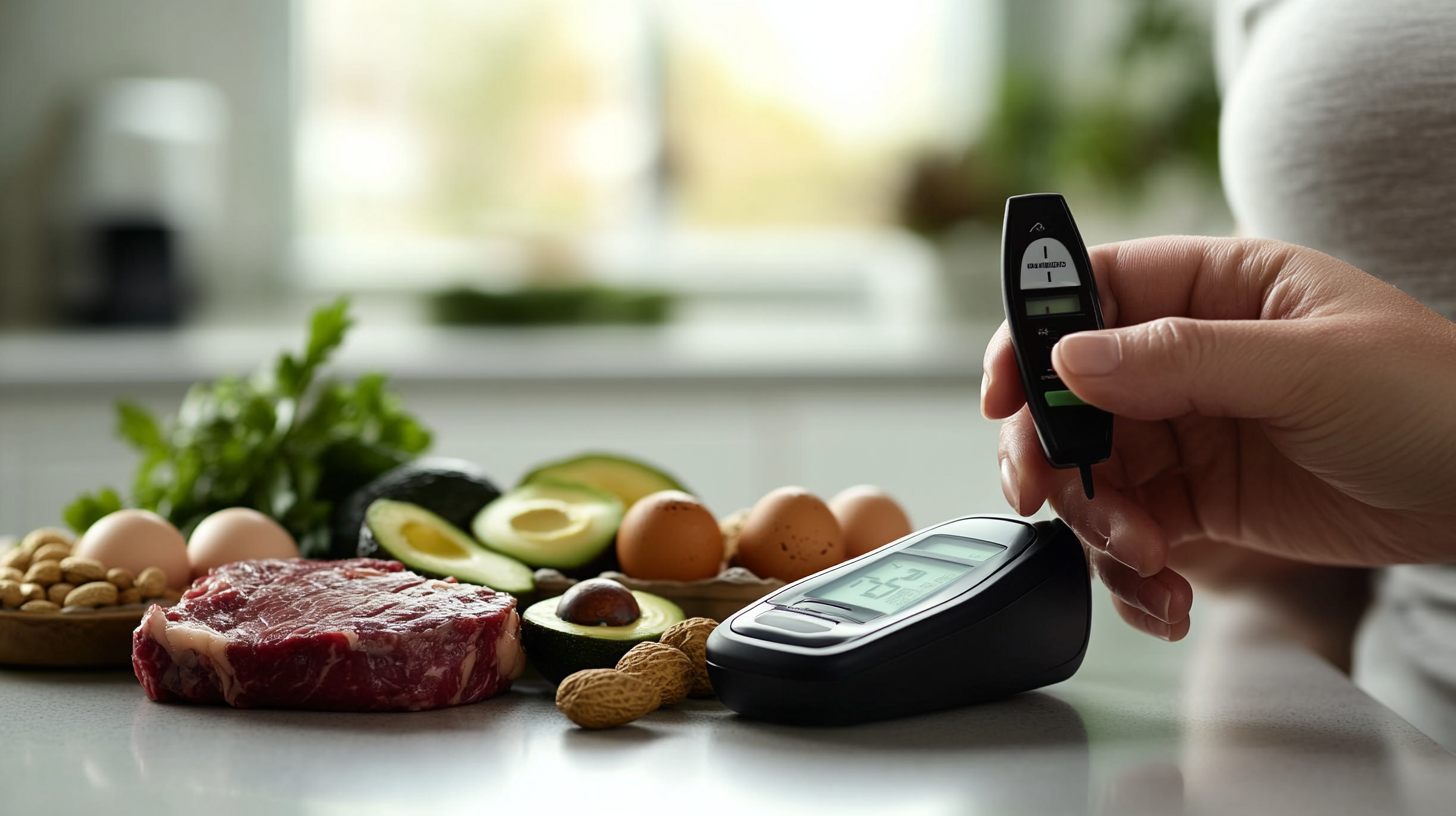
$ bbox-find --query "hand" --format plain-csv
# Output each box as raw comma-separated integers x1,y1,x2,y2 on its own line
982,237,1456,641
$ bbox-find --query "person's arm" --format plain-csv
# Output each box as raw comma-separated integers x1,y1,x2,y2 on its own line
982,236,1456,645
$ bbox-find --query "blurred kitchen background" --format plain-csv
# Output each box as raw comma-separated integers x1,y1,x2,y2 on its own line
0,0,1228,535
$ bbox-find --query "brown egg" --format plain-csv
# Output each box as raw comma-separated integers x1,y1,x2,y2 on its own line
187,507,300,579
73,509,191,591
736,487,844,582
830,485,913,559
616,491,723,582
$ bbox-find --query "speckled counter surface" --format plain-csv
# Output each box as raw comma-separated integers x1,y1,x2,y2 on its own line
3,592,1453,816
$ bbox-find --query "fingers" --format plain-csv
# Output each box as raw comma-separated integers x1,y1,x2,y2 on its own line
1111,595,1193,642
996,407,1055,516
1051,317,1330,422
1053,472,1170,578
1086,236,1292,325
1088,546,1193,639
980,321,1026,420
1060,237,1418,424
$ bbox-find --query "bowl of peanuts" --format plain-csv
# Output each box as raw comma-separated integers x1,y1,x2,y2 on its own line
0,528,180,667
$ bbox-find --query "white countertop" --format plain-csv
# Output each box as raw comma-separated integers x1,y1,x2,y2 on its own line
0,317,995,389
4,592,1452,816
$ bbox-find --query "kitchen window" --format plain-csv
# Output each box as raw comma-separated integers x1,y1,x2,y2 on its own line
295,0,998,291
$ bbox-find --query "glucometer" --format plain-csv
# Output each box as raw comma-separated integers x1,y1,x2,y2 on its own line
1002,193,1113,499
705,516,1091,726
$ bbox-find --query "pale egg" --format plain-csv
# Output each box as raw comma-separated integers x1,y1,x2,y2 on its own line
73,509,191,591
830,485,913,558
736,487,844,582
616,491,723,582
187,507,300,579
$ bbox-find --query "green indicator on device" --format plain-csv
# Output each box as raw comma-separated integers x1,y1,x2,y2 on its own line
1044,390,1088,407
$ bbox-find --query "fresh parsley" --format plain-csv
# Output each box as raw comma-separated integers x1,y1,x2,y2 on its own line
64,299,432,557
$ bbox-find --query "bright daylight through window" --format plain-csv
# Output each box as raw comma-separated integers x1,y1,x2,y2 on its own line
296,0,993,291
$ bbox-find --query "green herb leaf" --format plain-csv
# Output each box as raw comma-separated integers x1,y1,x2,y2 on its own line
62,298,431,554
64,488,124,534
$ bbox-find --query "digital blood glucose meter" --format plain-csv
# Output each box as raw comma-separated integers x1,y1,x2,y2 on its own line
1002,193,1113,499
705,516,1091,726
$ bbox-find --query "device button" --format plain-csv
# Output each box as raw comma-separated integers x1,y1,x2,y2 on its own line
730,608,848,647
1045,390,1088,407
1020,238,1081,290
756,610,835,633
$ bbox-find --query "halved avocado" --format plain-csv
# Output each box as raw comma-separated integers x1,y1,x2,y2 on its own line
520,453,687,509
521,590,686,683
472,479,623,570
333,458,501,559
359,499,534,595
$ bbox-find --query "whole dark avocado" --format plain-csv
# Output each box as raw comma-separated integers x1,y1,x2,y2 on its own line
330,458,501,559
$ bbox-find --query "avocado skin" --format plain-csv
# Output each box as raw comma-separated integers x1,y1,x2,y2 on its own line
520,453,687,508
331,458,501,559
521,592,685,684
522,622,647,685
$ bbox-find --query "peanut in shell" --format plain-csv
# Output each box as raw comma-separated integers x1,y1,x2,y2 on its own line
0,547,30,572
135,567,167,599
616,641,695,707
107,568,135,591
64,581,119,608
47,582,76,606
21,527,73,553
60,556,106,585
661,617,719,697
0,579,23,609
32,543,72,564
555,669,660,729
23,560,61,587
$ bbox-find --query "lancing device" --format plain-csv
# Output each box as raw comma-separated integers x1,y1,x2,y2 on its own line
1001,193,1112,499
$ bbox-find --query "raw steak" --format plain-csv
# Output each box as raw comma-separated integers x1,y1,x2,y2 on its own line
132,558,524,711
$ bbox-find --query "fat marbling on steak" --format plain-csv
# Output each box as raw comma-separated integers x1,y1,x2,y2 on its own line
132,558,524,711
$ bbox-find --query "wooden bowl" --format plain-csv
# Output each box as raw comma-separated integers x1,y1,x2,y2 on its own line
0,606,152,668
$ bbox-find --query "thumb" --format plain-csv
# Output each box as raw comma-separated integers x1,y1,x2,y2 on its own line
1051,318,1328,422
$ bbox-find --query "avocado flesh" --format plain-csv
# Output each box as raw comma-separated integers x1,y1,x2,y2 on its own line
520,453,686,509
472,480,623,570
521,591,686,683
361,499,534,595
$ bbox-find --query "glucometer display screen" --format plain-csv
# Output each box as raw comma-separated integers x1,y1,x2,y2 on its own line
812,556,974,616
1025,294,1081,317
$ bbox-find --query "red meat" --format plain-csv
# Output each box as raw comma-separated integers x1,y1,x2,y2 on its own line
132,558,523,711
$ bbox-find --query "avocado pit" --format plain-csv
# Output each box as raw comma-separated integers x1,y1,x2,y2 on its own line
557,578,641,627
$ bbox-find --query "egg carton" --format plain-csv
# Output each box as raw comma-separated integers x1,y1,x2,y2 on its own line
532,567,784,623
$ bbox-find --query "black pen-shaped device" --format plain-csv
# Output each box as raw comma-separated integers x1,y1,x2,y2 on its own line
1000,194,1112,499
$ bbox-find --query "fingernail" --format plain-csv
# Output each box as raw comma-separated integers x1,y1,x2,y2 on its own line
1144,617,1173,641
1057,333,1120,376
1137,580,1172,622
1000,458,1020,515
1105,536,1150,577
980,371,991,414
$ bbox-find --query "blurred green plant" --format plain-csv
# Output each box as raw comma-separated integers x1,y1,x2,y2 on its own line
430,285,673,327
899,0,1221,235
